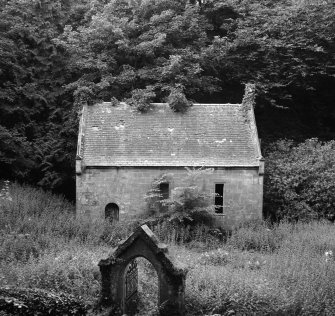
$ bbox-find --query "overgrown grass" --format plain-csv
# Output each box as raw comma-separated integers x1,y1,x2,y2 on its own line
1,182,335,315
0,183,135,305
181,220,335,315
0,182,138,246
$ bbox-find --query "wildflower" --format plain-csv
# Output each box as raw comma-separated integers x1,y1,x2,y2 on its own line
0,180,12,201
325,250,333,262
247,259,261,270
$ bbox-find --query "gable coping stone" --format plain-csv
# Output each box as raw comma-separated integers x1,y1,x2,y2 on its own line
98,225,187,275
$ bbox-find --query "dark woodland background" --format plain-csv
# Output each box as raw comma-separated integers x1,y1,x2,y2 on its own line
0,0,334,218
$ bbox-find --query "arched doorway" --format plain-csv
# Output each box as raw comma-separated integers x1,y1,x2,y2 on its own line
105,203,119,222
123,257,159,316
98,225,187,316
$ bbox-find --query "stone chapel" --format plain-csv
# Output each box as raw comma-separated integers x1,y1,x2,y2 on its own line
76,84,264,228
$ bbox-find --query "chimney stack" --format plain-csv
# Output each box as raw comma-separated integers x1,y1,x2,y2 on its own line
242,83,256,109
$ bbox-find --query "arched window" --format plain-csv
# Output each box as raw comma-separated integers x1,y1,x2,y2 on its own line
105,203,119,222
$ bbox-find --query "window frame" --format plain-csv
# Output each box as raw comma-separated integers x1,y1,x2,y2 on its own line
214,182,225,215
159,181,170,212
159,182,170,200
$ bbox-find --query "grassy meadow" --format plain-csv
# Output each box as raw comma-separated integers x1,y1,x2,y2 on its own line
1,183,335,315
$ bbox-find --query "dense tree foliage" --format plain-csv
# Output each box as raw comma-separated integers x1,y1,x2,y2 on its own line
264,139,335,221
60,0,218,104
0,0,88,197
0,0,334,211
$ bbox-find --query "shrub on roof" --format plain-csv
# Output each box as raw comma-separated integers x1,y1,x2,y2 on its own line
126,87,156,112
167,88,192,113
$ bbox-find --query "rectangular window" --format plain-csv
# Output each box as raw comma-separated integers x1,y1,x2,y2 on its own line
160,182,169,200
215,183,224,214
159,182,169,212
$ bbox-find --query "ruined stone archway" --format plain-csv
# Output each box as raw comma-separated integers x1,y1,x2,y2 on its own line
122,256,159,315
136,257,159,314
98,225,187,316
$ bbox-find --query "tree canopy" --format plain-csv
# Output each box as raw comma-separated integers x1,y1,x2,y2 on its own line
0,0,334,201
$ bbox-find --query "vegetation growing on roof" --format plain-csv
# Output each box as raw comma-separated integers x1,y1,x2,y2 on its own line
240,83,256,124
110,97,119,107
167,88,193,113
125,87,156,112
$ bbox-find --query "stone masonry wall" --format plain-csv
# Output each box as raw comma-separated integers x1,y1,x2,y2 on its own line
76,167,263,229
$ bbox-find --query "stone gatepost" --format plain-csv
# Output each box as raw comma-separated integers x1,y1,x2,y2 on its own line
98,224,188,316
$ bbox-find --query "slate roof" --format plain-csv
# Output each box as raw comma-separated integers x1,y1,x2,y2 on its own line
78,101,262,167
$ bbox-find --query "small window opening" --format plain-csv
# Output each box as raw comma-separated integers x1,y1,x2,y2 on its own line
215,183,224,214
159,182,169,212
159,182,169,200
105,203,119,222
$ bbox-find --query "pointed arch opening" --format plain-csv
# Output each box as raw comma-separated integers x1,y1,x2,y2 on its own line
123,257,159,315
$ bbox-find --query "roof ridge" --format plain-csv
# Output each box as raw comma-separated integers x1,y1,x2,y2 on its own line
99,102,241,107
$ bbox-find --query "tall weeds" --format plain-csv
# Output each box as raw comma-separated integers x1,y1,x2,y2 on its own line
2,183,335,315
0,183,133,303
184,220,335,315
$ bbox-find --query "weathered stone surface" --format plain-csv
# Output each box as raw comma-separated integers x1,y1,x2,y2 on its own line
77,167,263,229
98,225,187,316
76,85,264,228
80,101,260,167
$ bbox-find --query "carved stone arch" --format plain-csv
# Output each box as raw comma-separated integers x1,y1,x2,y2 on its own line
121,254,160,315
98,225,187,316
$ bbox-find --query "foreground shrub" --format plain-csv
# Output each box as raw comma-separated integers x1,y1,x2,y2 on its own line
0,287,87,315
145,168,216,225
0,244,106,302
264,138,335,221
